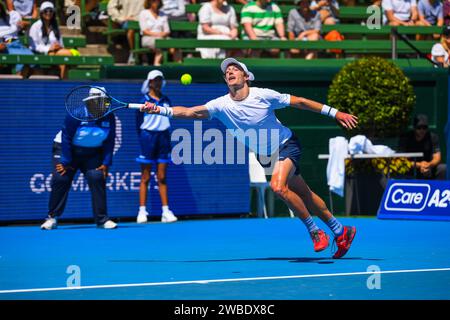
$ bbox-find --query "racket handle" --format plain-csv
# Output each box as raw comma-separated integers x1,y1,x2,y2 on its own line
128,103,143,110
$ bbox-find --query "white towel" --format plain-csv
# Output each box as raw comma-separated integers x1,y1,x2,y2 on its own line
349,135,395,156
327,136,348,197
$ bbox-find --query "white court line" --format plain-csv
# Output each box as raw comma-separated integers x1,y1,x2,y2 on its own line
1,267,450,295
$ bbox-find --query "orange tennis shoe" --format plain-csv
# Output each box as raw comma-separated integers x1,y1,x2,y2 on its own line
332,226,357,259
310,230,330,252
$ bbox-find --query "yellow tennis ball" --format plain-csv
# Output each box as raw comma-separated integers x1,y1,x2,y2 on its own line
181,73,192,85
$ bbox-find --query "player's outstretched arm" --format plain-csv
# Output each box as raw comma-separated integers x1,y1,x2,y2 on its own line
141,103,210,120
289,95,358,130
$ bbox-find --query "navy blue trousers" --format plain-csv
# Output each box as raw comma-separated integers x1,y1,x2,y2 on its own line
47,142,109,225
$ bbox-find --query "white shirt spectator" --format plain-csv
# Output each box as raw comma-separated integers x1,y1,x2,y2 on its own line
382,0,417,24
10,0,35,18
0,10,21,38
139,9,170,35
196,2,237,58
28,19,63,54
139,9,170,49
161,0,186,19
197,2,237,38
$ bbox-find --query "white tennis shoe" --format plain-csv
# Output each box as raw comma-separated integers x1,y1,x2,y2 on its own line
40,217,57,230
99,220,117,229
161,211,178,223
137,211,148,224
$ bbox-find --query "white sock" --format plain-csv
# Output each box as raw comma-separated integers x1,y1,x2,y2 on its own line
162,205,170,214
139,206,147,214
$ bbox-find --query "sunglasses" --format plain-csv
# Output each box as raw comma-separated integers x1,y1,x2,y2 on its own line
42,9,54,14
415,125,428,130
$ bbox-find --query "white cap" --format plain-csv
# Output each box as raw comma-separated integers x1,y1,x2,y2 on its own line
431,44,446,57
40,1,54,12
220,58,255,81
83,86,107,102
146,70,164,80
141,70,165,94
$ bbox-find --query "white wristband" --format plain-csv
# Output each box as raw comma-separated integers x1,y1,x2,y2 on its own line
321,104,338,118
159,106,173,118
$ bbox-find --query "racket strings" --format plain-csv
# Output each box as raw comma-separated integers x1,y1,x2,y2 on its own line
66,87,111,121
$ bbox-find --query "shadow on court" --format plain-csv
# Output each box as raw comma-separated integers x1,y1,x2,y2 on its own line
109,257,384,264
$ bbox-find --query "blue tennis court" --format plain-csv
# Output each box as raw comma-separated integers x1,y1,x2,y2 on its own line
0,216,449,300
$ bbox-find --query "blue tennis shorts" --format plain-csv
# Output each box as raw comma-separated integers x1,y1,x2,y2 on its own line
257,133,302,175
136,129,172,164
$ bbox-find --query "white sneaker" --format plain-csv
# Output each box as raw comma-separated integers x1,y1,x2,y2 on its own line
40,218,57,230
127,53,135,65
161,210,178,223
99,220,117,229
137,211,148,224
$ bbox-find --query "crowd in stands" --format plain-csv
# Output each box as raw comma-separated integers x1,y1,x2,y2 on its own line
1,0,450,78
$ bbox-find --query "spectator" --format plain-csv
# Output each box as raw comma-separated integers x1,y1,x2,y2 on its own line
417,0,444,39
197,0,238,59
444,0,450,25
418,0,444,26
382,0,419,25
398,114,447,180
241,0,286,57
136,70,178,224
1,0,33,76
6,0,38,30
288,0,321,59
431,25,450,67
161,0,186,21
29,1,73,79
40,87,118,230
139,0,170,66
107,0,145,64
310,0,340,25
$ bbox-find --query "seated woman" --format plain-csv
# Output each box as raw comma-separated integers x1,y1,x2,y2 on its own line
310,0,340,25
288,0,321,60
28,1,73,79
196,0,238,59
382,0,419,26
139,0,171,66
0,1,33,77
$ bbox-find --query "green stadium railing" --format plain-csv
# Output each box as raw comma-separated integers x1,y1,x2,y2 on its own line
180,57,434,68
154,38,434,54
19,35,87,48
154,39,435,63
0,54,114,66
62,36,87,47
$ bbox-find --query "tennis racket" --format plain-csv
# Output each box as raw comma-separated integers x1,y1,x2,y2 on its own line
65,85,145,121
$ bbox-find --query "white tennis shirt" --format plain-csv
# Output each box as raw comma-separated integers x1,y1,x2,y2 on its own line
205,87,293,155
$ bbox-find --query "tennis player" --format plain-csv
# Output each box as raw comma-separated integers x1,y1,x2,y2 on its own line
41,87,117,230
142,58,358,258
136,70,178,223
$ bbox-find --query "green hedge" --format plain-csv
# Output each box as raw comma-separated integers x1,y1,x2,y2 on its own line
327,57,416,138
